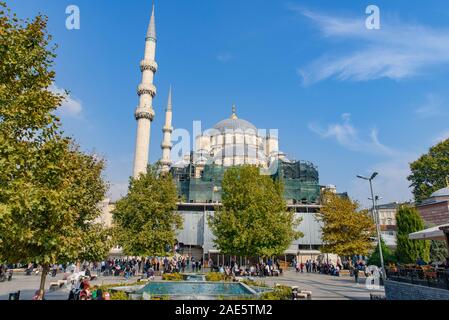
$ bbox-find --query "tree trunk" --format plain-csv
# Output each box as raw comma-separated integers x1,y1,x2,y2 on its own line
38,264,49,300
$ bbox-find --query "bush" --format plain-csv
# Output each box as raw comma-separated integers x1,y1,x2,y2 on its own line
205,272,226,282
260,286,291,300
242,279,268,287
162,273,183,281
110,291,129,301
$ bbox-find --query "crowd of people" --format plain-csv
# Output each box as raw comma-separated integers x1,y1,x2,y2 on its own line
294,259,343,276
209,258,283,278
292,258,368,279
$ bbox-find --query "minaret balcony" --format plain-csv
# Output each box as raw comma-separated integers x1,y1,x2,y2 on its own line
140,59,158,73
161,142,173,149
162,126,173,133
135,106,155,121
160,159,172,166
137,84,157,97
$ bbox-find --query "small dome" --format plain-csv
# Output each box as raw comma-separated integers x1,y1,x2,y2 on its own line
431,187,449,198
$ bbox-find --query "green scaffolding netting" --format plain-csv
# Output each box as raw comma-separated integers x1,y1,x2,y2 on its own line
172,160,320,204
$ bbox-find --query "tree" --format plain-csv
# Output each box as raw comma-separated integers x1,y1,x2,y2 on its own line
429,240,448,264
408,139,449,203
207,165,303,258
368,238,396,267
112,166,183,265
425,223,448,264
317,192,376,258
0,3,110,299
396,205,430,264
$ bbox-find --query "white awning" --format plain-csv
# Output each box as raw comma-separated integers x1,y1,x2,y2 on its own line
409,223,449,241
283,250,299,255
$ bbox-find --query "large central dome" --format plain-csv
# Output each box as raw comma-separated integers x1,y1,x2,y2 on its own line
213,105,257,133
194,105,279,169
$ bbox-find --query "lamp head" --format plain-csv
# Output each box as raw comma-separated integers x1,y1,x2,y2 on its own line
371,172,379,180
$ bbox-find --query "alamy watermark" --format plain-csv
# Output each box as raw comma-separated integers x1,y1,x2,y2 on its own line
365,5,381,30
365,265,382,290
66,5,80,30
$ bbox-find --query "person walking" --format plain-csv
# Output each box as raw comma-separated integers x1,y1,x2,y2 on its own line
354,265,360,284
208,258,214,272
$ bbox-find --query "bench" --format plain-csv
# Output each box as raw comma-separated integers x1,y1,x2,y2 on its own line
300,290,312,300
370,293,386,300
49,283,60,291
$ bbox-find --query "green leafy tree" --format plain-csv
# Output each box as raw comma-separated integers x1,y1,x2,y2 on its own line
429,240,448,264
112,166,183,265
396,205,430,263
208,165,303,258
425,223,448,264
317,192,376,258
368,238,396,267
408,139,449,203
0,3,109,299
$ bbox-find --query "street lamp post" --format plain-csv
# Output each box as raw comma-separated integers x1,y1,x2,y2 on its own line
357,172,386,282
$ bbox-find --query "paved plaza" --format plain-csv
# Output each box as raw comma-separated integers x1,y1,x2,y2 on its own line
0,269,384,301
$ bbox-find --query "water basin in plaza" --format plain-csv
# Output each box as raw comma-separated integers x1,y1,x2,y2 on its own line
136,281,257,299
113,281,258,300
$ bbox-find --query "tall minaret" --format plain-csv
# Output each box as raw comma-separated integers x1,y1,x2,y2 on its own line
161,86,173,173
133,2,158,178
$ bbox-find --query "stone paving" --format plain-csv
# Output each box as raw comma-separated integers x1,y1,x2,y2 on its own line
262,270,384,300
0,269,384,300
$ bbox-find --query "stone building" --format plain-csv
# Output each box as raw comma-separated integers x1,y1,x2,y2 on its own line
417,187,449,226
169,108,323,263
370,202,400,248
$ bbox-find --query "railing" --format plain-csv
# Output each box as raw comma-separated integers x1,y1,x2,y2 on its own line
386,266,449,291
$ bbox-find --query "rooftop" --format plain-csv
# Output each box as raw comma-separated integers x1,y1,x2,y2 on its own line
431,187,449,198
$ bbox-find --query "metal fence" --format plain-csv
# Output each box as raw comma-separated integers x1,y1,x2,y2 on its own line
386,266,449,291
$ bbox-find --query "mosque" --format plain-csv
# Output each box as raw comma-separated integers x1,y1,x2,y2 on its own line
126,4,329,263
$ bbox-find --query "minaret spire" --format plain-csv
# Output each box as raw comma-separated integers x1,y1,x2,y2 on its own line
147,1,156,41
161,86,174,173
133,2,159,178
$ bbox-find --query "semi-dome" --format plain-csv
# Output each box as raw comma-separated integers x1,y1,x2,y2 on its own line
213,105,257,133
431,187,449,198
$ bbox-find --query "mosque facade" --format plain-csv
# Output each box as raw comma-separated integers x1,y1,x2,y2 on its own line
129,4,327,263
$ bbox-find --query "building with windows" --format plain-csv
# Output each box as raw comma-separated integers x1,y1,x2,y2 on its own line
370,202,400,248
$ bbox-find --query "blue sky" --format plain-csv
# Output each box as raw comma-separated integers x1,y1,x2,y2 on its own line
8,0,449,206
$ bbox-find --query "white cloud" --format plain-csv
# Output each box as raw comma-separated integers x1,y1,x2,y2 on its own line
49,84,83,118
349,156,414,208
309,113,415,205
291,7,449,84
308,113,396,156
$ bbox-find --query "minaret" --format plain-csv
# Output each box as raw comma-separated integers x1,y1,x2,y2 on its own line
161,86,173,173
133,2,158,178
